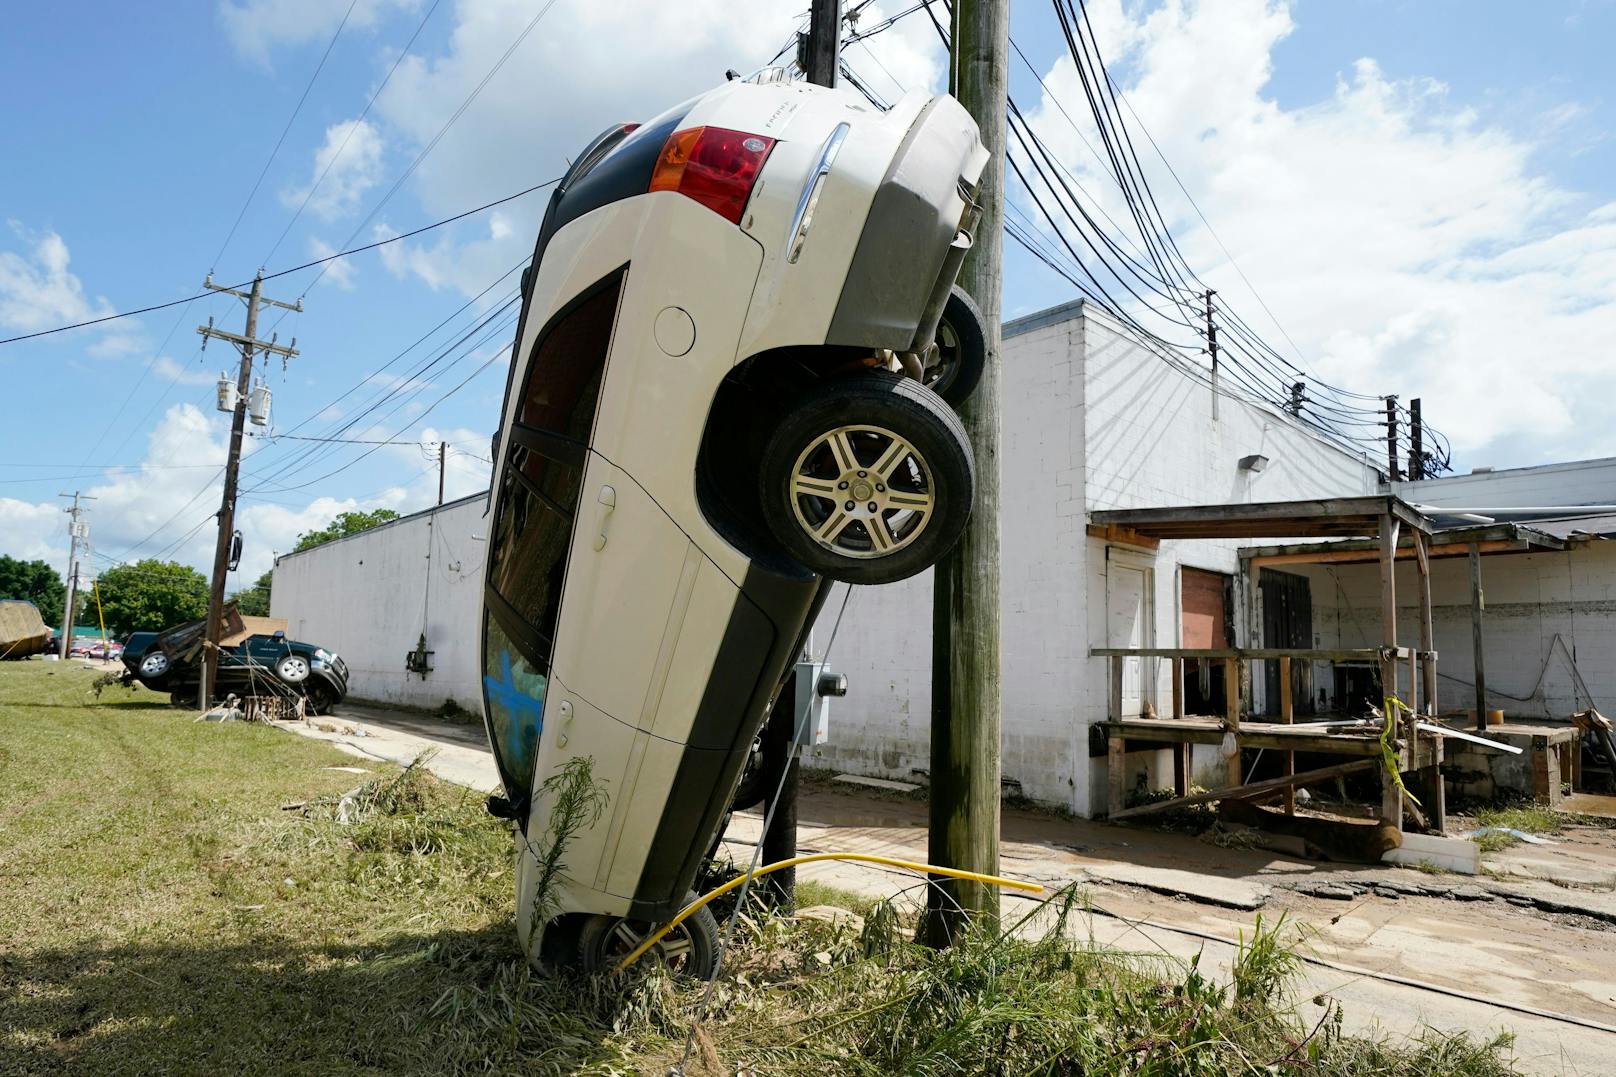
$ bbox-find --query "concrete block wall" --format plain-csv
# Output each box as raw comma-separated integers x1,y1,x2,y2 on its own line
271,494,488,713
1295,542,1616,721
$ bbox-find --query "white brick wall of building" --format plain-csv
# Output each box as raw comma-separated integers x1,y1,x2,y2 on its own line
272,493,489,712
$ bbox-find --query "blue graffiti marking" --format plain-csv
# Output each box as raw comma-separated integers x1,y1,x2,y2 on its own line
484,650,545,768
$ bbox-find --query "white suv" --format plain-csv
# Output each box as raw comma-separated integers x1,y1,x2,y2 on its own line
481,72,988,975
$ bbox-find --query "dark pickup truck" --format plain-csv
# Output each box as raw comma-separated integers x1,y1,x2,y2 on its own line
121,617,348,712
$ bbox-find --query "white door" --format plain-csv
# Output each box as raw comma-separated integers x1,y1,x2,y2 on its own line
1106,562,1154,718
549,453,694,729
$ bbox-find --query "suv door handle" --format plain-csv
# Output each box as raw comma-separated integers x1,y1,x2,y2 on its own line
592,485,616,551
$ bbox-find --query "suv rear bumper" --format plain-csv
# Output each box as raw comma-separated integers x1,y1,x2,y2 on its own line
826,95,989,351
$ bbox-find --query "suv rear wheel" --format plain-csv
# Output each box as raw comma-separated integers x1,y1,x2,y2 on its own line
139,651,170,678
760,371,974,585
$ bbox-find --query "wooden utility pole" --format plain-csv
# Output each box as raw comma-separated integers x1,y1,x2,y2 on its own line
760,0,842,914
437,441,448,506
1204,289,1218,420
196,272,300,707
798,0,841,86
1409,398,1424,481
57,492,95,657
926,0,1006,946
1385,396,1401,481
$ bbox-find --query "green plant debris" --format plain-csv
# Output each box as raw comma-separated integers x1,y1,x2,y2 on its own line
0,664,1523,1075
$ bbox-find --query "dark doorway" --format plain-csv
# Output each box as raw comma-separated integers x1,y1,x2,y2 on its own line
1260,568,1314,717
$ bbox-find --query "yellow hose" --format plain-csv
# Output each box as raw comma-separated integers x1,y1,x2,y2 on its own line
613,852,1042,972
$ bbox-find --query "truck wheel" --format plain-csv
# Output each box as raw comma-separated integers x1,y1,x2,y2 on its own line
276,654,311,684
924,285,986,407
761,371,975,585
139,652,170,678
575,896,720,978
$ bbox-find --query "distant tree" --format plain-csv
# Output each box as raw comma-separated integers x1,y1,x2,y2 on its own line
231,570,274,617
95,560,209,637
0,556,67,626
293,509,401,553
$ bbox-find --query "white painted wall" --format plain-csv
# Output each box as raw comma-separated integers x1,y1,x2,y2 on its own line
1293,541,1616,721
815,302,1381,815
271,493,489,712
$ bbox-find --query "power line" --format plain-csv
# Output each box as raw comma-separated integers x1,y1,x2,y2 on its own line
263,0,447,266
0,179,557,347
210,0,361,273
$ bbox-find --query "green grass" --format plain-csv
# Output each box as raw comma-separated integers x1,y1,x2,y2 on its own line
0,663,1523,1075
1470,801,1565,852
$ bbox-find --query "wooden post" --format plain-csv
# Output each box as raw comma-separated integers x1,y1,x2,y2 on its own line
1279,655,1295,815
1379,512,1403,830
1222,656,1242,788
926,0,1007,946
1469,543,1487,732
1413,531,1437,716
1108,731,1126,818
1170,656,1183,719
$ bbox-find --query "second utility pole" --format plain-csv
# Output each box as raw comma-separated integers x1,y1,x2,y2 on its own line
927,0,1007,946
196,272,301,707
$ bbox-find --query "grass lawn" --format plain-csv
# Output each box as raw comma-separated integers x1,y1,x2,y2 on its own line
0,662,1522,1076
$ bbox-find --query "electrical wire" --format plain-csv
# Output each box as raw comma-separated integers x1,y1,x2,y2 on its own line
0,180,555,347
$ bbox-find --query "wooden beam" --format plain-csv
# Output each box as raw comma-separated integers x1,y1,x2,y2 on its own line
1086,523,1161,551
1111,759,1378,821
1103,720,1394,757
1170,656,1183,719
1108,730,1126,818
1223,656,1242,788
1414,531,1437,717
1090,646,1412,661
1279,654,1295,815
1110,654,1123,724
1379,512,1403,832
1247,538,1534,569
1470,542,1487,733
1173,743,1190,797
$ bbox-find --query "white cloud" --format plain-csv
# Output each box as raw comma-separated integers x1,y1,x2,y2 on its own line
1022,0,1616,466
308,238,358,289
0,224,114,333
219,0,418,66
153,356,221,388
283,119,387,222
363,0,942,296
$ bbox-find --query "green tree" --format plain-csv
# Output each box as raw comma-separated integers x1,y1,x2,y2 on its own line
95,560,209,637
231,570,274,617
293,509,401,553
0,556,67,626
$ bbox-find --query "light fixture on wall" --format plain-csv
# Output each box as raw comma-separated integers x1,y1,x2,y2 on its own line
1238,453,1269,473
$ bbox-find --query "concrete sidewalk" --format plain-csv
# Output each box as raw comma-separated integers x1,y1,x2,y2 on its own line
271,702,498,793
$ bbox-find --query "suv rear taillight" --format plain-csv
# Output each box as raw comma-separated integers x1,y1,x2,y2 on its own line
649,126,775,224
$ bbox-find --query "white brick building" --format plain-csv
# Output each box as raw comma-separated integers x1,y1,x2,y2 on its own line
272,494,490,713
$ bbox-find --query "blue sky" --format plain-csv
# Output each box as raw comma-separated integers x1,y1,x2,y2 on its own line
3,0,1615,589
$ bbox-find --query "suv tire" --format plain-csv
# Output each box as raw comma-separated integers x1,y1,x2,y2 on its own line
139,651,171,678
760,371,974,585
924,285,987,407
575,895,720,978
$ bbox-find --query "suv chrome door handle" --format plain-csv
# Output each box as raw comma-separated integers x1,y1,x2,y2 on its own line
592,485,616,550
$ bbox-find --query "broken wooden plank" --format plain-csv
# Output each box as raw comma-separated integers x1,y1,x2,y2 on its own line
1111,759,1378,821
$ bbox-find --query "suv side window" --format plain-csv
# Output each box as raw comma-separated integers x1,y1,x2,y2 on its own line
483,268,625,801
